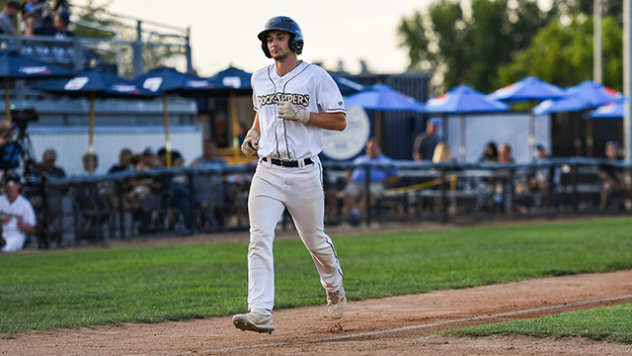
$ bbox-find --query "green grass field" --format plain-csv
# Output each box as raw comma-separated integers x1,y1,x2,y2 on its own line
446,302,632,343
1,216,632,337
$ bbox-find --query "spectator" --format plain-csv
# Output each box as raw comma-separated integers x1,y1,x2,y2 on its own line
190,140,228,167
413,118,440,162
479,142,498,162
237,122,248,147
34,148,66,178
52,9,72,39
493,143,514,212
529,144,557,208
190,140,229,229
598,141,630,210
157,147,184,168
432,141,454,163
137,147,160,170
343,138,399,226
79,152,100,176
0,173,36,252
498,143,514,163
108,148,134,174
0,1,20,35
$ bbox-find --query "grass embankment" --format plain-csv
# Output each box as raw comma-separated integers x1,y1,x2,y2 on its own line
1,217,631,334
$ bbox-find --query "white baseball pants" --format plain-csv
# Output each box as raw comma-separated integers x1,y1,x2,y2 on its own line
247,156,343,316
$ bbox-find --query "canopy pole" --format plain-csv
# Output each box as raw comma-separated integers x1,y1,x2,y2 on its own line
459,114,466,162
163,95,172,168
4,77,10,122
89,91,95,154
528,100,535,162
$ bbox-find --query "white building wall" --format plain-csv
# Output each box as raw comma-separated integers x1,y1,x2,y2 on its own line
28,125,203,176
443,113,551,163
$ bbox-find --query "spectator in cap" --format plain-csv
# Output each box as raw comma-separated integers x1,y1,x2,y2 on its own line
0,173,36,252
34,148,66,178
190,140,227,167
0,1,20,35
53,9,73,39
598,141,630,210
413,118,441,162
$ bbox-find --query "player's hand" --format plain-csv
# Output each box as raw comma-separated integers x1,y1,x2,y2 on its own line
241,129,260,157
278,101,311,124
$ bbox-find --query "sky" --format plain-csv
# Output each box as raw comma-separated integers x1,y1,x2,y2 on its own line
71,0,435,77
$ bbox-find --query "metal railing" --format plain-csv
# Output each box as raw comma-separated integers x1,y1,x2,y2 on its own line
22,158,632,249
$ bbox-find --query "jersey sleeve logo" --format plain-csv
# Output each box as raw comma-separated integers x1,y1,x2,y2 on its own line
257,92,310,108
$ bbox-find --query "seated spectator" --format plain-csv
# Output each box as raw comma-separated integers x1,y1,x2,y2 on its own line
237,122,248,147
529,144,558,208
598,141,630,210
190,140,228,167
479,141,498,162
108,148,134,174
78,152,101,176
0,173,36,252
343,138,399,226
34,148,66,178
52,9,73,39
0,1,20,35
432,141,454,163
137,147,160,170
493,143,514,212
413,118,440,162
157,147,183,168
125,148,164,234
190,140,229,229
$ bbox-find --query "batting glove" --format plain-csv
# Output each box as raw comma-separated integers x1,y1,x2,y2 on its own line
278,101,311,124
241,129,260,157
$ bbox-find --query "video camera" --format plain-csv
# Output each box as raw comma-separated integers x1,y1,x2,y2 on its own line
11,108,39,131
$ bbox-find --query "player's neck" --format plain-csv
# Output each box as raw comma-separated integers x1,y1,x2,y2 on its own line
275,57,301,77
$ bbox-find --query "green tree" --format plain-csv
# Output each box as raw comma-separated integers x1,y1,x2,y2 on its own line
495,15,623,91
398,0,551,94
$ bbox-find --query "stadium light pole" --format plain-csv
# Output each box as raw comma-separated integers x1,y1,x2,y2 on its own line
594,0,602,84
625,0,632,161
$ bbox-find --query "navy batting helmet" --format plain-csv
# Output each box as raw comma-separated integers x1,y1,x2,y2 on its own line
258,16,304,58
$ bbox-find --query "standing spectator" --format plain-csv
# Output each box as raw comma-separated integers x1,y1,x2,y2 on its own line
190,140,228,167
343,138,399,226
34,148,66,178
413,118,440,161
52,9,72,39
0,173,36,252
0,1,20,35
598,141,630,210
479,142,498,162
108,148,134,174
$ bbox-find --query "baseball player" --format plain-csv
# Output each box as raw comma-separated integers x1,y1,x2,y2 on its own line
232,16,347,334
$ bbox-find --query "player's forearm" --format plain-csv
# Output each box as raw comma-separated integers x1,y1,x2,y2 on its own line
306,112,346,131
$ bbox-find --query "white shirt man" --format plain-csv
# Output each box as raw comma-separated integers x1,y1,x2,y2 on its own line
0,174,36,252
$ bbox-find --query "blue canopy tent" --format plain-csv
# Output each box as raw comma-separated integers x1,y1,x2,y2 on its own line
0,50,75,121
134,66,210,167
344,83,425,141
488,76,565,161
34,68,157,154
425,85,509,161
330,74,365,96
533,80,622,156
201,66,253,161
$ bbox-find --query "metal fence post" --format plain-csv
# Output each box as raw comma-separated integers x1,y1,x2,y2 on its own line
508,169,515,218
364,164,371,226
185,27,193,75
440,167,448,223
117,180,125,239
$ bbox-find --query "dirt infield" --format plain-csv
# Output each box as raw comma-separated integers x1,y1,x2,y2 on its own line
3,270,632,355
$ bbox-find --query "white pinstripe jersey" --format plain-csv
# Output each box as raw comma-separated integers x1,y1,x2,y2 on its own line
251,61,346,160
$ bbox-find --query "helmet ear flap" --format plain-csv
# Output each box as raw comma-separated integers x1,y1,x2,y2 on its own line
292,39,303,55
262,41,272,58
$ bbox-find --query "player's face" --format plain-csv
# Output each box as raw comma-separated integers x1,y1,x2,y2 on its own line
267,31,292,62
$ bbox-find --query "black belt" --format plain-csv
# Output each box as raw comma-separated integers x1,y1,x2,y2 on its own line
262,157,314,167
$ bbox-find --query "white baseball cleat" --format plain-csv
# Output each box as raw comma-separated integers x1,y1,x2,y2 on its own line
327,286,347,319
232,311,274,334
